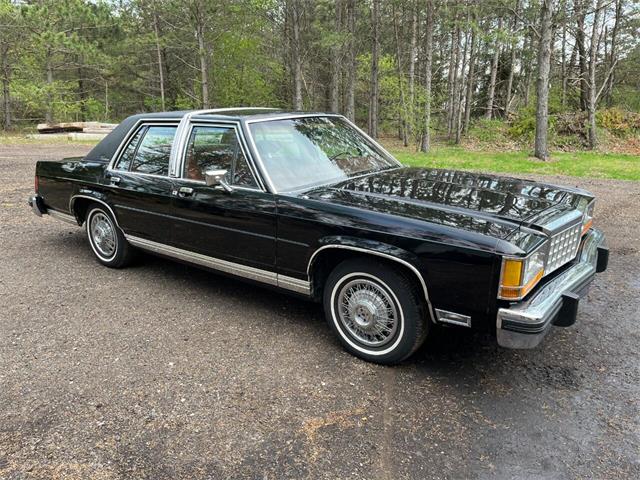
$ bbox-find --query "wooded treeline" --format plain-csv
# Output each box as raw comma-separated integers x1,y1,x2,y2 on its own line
1,0,638,158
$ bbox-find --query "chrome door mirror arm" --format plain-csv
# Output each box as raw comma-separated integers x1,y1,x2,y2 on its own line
204,169,234,193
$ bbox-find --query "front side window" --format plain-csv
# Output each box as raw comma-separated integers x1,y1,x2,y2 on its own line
248,116,398,192
184,125,257,188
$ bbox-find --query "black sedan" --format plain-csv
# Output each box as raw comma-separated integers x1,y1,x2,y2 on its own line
29,108,608,364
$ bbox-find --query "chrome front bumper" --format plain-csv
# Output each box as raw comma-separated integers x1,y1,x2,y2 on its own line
497,228,608,349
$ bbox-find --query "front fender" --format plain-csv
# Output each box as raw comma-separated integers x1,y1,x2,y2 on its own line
307,235,436,322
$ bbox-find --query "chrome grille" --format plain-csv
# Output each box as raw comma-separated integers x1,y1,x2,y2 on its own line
546,223,582,273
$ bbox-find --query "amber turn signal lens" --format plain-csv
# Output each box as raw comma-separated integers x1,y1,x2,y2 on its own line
501,259,523,287
499,269,544,300
582,218,593,235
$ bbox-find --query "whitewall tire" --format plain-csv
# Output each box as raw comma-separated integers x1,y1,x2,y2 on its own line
323,257,428,364
85,205,134,268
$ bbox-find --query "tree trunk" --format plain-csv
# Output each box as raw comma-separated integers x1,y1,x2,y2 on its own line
407,1,418,138
575,0,588,111
561,17,567,108
446,27,457,136
450,26,461,138
392,4,408,146
463,24,477,135
291,0,303,110
523,33,533,108
605,0,622,106
505,1,520,117
194,7,210,110
45,55,53,123
77,59,86,122
534,0,555,160
420,0,434,152
344,0,356,121
1,47,10,130
587,0,604,149
485,17,502,119
368,0,380,138
455,30,469,144
330,0,342,113
153,10,166,111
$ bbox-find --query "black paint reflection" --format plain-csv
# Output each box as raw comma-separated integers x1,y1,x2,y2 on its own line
333,167,589,222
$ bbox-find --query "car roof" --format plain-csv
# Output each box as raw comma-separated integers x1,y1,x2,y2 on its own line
130,108,338,122
84,108,340,164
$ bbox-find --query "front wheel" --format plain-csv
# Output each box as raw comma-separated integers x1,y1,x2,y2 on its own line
323,258,428,364
85,204,134,268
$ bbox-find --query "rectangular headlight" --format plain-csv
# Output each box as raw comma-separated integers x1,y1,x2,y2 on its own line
498,247,546,300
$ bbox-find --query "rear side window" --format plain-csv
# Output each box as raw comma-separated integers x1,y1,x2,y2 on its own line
114,125,177,176
114,128,144,171
131,126,177,176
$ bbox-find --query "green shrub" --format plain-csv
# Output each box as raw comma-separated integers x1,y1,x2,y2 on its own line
507,107,557,143
468,118,507,143
597,108,640,137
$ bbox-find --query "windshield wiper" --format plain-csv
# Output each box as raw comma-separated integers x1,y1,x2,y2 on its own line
329,151,351,162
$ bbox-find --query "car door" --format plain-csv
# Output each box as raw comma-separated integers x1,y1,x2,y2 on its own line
170,122,277,271
106,122,178,242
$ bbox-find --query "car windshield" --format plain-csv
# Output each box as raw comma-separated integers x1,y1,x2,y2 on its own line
248,116,399,192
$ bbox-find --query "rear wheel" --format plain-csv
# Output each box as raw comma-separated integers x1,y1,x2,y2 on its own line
85,204,134,268
323,258,428,364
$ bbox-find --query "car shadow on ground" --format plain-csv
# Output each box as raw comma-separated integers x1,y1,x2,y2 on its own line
140,249,509,372
54,230,522,376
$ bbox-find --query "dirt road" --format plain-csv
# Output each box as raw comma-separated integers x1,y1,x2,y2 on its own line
1,142,638,479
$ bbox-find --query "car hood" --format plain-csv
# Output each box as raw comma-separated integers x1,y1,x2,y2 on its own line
301,167,592,241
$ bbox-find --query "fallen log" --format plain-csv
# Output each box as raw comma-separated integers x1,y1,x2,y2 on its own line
37,121,118,134
37,122,84,133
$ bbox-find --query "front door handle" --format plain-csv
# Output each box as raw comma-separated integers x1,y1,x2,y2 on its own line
178,186,194,197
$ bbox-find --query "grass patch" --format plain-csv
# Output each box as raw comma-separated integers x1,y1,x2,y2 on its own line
0,133,100,146
388,145,640,181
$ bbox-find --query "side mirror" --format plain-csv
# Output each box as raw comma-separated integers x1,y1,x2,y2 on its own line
204,169,233,192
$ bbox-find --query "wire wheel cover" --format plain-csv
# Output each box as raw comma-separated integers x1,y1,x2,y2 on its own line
337,278,399,347
90,212,116,258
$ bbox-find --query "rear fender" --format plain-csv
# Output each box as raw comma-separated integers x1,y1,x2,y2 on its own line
69,190,122,230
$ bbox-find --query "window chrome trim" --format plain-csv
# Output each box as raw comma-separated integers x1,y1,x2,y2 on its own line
169,108,275,179
177,121,263,192
306,244,436,323
124,235,311,295
243,113,402,194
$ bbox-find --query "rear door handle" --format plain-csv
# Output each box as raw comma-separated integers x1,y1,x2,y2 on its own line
178,186,194,197
109,176,121,186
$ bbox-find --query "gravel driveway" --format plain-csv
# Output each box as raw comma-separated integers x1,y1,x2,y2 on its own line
1,143,639,479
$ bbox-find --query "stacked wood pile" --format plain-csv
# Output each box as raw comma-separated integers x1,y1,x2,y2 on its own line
37,122,117,134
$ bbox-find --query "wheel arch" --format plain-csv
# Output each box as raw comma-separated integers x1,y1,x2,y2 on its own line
70,194,122,229
307,240,435,323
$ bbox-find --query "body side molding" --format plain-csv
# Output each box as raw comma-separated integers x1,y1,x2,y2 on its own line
125,235,311,295
48,209,78,225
